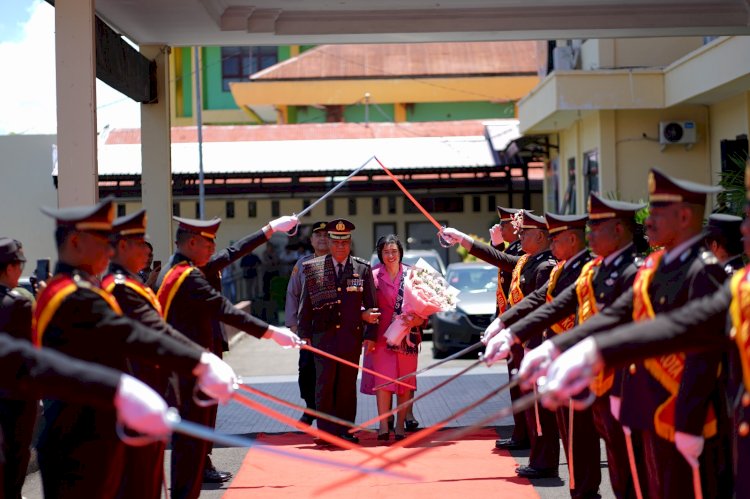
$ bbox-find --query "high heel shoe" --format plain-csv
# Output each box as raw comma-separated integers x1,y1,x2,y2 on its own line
394,432,405,441
405,419,420,432
388,416,394,432
377,431,390,441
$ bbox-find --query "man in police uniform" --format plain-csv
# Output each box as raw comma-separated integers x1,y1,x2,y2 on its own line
103,209,203,499
522,169,731,498
704,213,744,275
156,215,300,499
442,211,560,476
33,198,235,499
485,194,646,498
285,221,330,423
0,238,35,499
298,219,378,443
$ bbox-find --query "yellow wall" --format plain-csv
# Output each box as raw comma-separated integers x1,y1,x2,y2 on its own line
709,92,750,176
581,37,704,70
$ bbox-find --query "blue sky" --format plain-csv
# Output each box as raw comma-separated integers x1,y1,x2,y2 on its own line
0,0,139,135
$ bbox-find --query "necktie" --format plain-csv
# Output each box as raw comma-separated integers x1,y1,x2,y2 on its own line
336,263,343,278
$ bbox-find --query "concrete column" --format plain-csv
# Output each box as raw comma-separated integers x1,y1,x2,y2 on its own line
55,0,98,207
140,45,174,261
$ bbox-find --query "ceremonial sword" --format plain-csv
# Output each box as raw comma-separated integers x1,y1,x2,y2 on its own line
350,358,484,433
371,340,484,391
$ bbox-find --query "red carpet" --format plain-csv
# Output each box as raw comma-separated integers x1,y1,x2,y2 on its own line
222,428,539,498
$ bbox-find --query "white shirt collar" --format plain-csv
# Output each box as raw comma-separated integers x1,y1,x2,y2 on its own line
603,242,634,267
563,248,589,269
664,233,704,265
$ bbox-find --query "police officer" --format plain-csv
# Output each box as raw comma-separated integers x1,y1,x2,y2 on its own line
442,211,559,477
297,219,378,443
33,197,234,499
0,238,35,499
285,221,330,423
156,215,300,499
523,168,732,499
704,213,744,275
485,194,646,498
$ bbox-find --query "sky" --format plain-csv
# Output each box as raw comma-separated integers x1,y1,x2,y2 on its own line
0,0,140,135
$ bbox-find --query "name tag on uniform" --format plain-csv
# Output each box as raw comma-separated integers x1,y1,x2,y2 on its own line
346,278,363,292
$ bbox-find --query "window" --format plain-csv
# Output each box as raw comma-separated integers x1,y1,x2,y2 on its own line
403,196,464,214
117,204,126,217
583,149,600,202
487,195,496,213
546,157,560,214
172,202,180,217
560,158,576,214
271,200,280,217
387,196,397,215
348,198,357,216
302,199,311,216
194,202,201,218
226,201,235,219
372,197,381,215
248,200,257,218
221,47,278,92
472,196,481,213
326,199,334,216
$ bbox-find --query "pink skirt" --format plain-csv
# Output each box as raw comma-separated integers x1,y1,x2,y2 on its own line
360,342,417,395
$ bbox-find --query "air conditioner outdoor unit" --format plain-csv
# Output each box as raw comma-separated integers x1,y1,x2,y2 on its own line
659,121,697,145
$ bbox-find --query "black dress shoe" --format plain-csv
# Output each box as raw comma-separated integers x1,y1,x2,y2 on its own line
377,432,390,441
393,432,405,442
339,433,359,444
515,465,558,479
495,437,530,450
404,419,420,432
203,468,233,483
299,413,316,425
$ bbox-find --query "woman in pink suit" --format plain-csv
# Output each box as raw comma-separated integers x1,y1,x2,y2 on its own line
361,235,424,441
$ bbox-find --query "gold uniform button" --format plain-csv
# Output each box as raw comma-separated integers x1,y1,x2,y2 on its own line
629,364,637,375
742,392,750,408
658,296,665,305
599,293,605,299
730,327,737,339
337,287,341,292
739,422,750,437
337,300,341,304
335,325,340,329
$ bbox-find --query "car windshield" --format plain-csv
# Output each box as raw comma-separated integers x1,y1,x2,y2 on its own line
446,266,497,292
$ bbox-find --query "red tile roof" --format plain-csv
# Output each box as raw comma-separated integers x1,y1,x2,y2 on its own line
252,42,539,80
105,120,493,145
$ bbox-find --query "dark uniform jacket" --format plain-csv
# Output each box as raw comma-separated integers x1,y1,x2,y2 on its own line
0,333,120,407
499,239,524,298
723,254,745,276
468,240,556,348
298,254,377,357
552,239,727,435
501,248,593,336
158,253,269,349
0,284,32,343
105,263,197,390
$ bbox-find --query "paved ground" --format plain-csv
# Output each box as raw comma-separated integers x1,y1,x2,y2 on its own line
22,334,615,498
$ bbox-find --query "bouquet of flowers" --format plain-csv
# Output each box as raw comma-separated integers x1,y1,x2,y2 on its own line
384,258,460,348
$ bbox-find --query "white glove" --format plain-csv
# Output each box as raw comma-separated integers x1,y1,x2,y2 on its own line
542,337,601,403
268,215,298,233
114,374,171,437
609,396,621,421
440,227,471,246
489,224,504,246
482,316,505,345
518,340,560,389
264,325,302,348
194,352,237,404
483,328,514,366
675,431,704,468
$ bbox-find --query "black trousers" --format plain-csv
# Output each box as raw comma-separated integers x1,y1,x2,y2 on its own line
0,399,37,499
640,429,732,499
508,344,529,442
590,396,637,499
116,441,166,499
314,353,359,436
171,378,211,499
524,387,560,469
299,349,317,410
556,404,601,498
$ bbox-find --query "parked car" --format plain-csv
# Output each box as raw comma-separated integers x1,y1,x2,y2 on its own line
369,249,447,276
431,262,497,358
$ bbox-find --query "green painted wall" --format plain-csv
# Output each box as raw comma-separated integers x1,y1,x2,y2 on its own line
345,103,394,122
180,47,193,118
408,102,515,121
203,47,238,110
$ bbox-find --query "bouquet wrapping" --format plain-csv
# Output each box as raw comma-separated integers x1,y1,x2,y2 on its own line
384,258,460,347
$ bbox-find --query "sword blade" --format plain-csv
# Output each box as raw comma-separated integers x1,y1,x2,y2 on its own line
302,343,415,390
163,409,414,480
236,380,374,433
351,359,484,433
371,341,483,391
296,156,374,218
231,390,401,467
